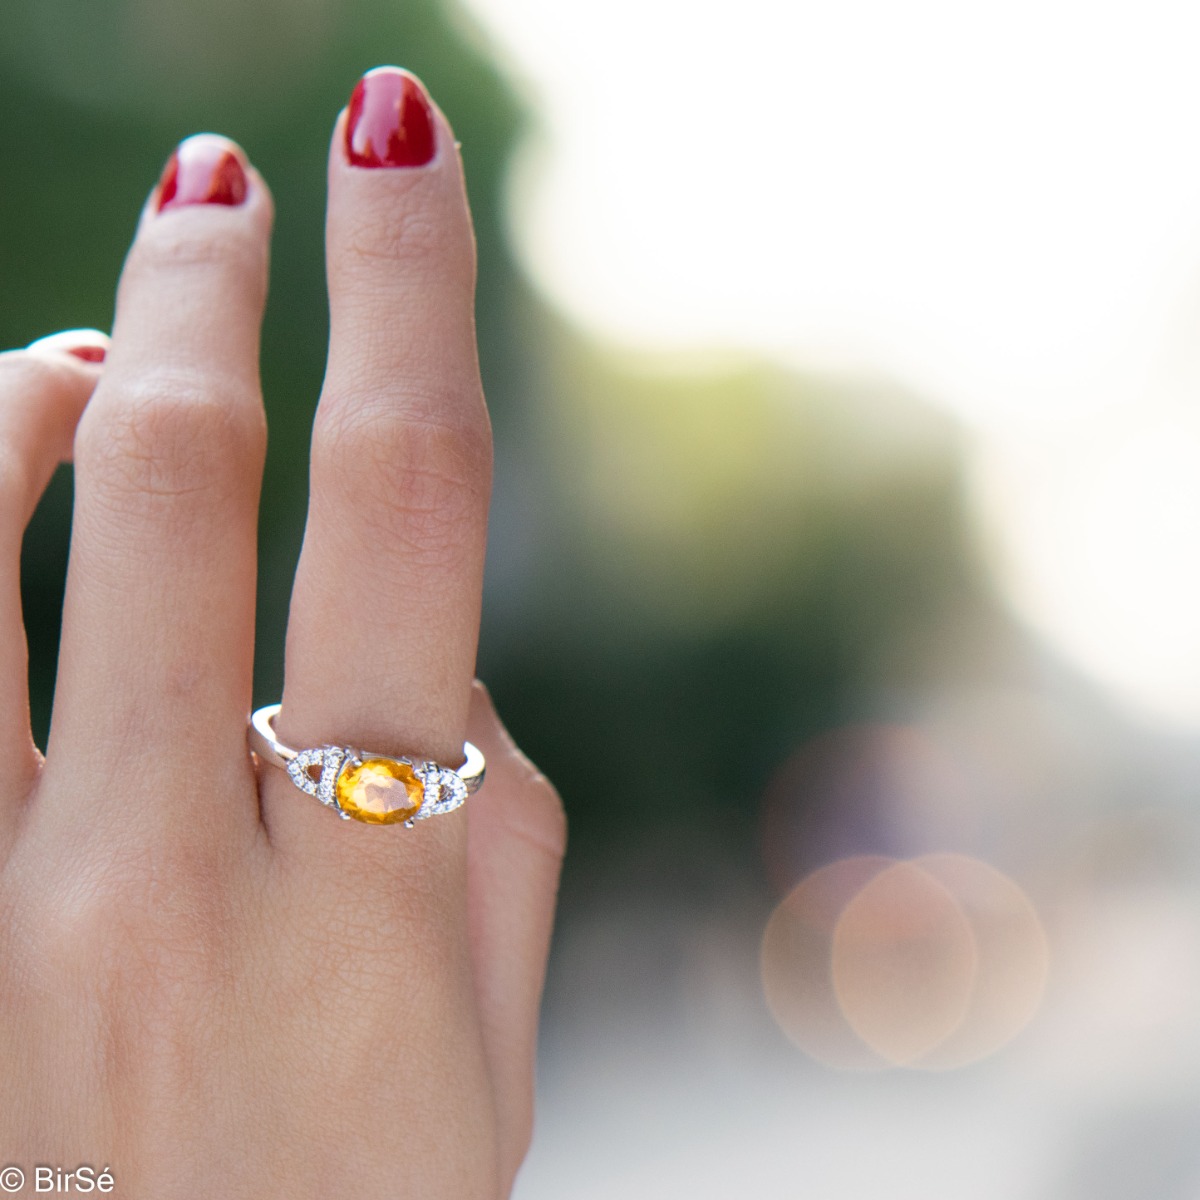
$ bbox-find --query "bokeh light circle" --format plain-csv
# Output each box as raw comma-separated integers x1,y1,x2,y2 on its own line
831,860,978,1065
763,854,1050,1070
908,854,1050,1069
761,856,895,1070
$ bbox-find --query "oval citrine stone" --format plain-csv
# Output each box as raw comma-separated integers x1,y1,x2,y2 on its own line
335,758,423,824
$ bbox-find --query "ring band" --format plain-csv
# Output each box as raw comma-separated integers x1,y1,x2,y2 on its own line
249,704,485,826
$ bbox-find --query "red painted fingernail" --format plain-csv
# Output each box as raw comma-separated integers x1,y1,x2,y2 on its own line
156,134,249,212
26,329,109,362
345,67,436,168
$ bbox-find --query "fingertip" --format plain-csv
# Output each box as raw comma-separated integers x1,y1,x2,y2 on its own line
135,134,274,241
25,329,111,368
324,65,475,302
0,333,107,493
155,133,248,212
339,65,451,171
111,136,274,375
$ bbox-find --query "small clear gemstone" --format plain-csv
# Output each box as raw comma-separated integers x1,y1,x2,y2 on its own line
287,748,324,796
415,765,468,819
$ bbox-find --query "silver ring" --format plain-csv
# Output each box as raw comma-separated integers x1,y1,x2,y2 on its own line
248,704,485,826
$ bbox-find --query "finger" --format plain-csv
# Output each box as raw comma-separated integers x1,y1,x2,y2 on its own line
267,68,490,864
0,335,106,806
44,136,272,847
464,683,565,1186
26,329,111,370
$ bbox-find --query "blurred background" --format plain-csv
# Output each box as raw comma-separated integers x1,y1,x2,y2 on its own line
7,0,1200,1194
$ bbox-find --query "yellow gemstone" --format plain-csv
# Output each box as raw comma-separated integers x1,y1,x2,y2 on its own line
335,758,423,824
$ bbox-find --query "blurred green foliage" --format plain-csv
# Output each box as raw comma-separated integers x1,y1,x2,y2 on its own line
4,0,996,902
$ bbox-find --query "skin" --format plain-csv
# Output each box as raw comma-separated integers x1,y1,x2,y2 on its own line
0,75,565,1197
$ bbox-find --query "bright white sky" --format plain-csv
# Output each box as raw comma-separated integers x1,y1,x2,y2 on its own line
463,0,1200,728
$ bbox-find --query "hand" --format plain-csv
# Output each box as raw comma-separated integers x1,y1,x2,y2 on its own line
0,67,564,1198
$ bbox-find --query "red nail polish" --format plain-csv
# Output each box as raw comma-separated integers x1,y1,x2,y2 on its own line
156,134,249,212
345,67,436,168
26,330,109,361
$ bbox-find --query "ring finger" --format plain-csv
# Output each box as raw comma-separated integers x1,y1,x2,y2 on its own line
265,67,490,875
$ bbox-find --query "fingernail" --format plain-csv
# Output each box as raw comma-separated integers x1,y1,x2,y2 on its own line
26,329,110,363
156,134,249,213
344,66,436,168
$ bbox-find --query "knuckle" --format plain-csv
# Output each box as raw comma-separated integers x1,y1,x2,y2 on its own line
351,209,439,264
313,393,491,561
123,221,263,290
340,207,463,276
79,371,264,510
34,845,235,1015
